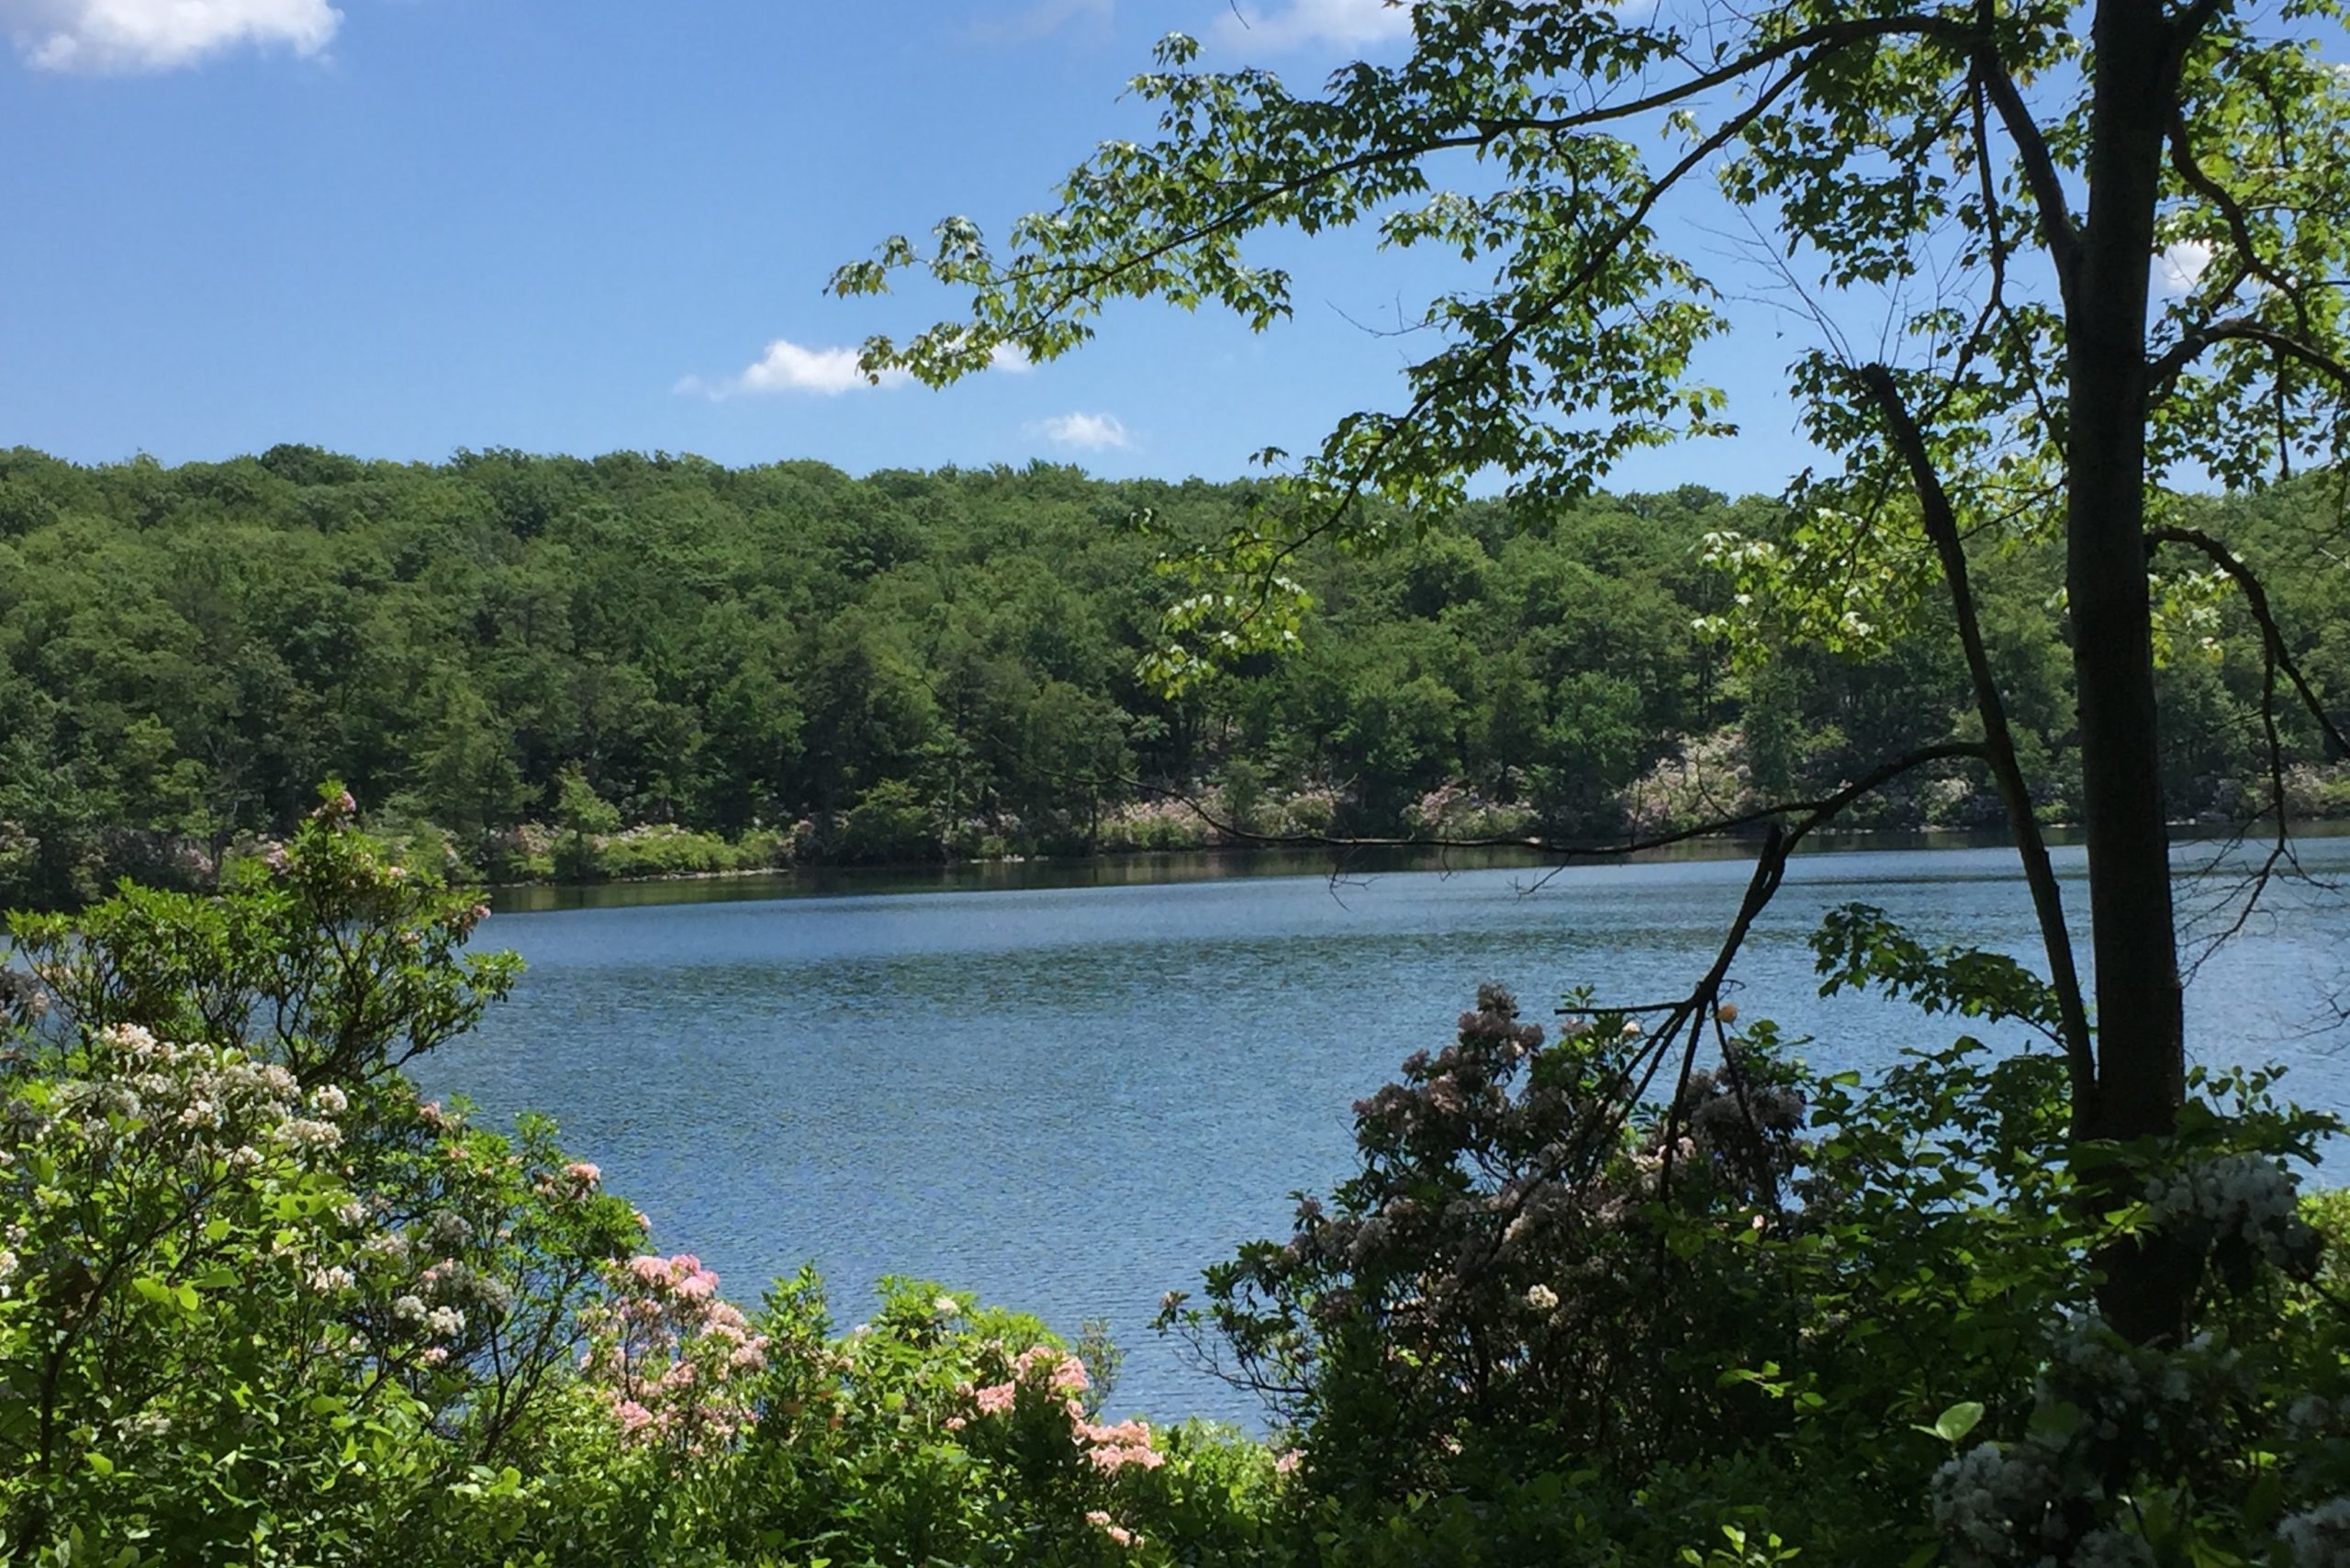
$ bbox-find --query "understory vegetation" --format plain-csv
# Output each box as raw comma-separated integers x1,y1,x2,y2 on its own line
6,447,2349,907
4,800,2347,1565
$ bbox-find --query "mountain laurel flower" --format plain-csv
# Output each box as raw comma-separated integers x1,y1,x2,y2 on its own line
282,1118,341,1149
1086,1512,1137,1549
934,1294,961,1316
308,1084,349,1116
1524,1283,1560,1312
424,1305,466,1338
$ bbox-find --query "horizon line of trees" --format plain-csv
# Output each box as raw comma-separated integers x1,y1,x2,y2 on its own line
2,443,2344,907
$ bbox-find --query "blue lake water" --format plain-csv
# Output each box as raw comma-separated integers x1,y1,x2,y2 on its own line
423,836,2350,1424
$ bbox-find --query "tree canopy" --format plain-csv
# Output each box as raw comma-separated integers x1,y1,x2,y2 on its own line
6,446,2348,913
839,0,2350,1337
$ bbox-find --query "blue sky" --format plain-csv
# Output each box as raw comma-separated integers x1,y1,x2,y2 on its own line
0,0,1966,496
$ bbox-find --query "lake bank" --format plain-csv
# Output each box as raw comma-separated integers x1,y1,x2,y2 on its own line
428,835,2350,1424
484,819,2350,913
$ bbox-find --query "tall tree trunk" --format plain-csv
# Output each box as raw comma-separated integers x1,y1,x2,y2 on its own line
2069,0,2188,1341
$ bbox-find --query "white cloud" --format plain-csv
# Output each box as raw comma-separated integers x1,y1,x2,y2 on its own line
1036,411,1132,451
0,0,339,73
1214,0,1414,52
2156,240,2213,296
677,336,1034,401
676,339,910,401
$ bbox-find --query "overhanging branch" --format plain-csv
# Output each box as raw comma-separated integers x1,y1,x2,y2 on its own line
2146,525,2350,759
1858,364,2098,1113
2147,316,2350,397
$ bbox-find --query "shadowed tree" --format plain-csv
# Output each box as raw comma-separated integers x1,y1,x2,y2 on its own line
837,0,2350,1339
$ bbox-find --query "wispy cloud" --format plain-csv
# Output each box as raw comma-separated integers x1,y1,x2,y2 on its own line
0,0,339,73
1036,411,1132,451
968,0,1113,43
1214,0,1414,52
677,337,1034,401
2156,240,2213,296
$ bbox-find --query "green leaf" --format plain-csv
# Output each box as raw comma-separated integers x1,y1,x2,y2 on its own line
1930,1401,1984,1444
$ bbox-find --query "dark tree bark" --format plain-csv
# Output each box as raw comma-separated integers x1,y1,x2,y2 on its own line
2067,0,2190,1340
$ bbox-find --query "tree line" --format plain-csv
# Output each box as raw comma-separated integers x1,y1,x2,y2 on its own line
1,442,2343,907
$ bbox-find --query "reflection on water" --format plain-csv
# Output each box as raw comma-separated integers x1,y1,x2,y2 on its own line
427,834,2350,1425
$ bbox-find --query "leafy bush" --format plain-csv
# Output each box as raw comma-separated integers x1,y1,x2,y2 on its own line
0,791,645,1562
0,794,1280,1565
10,795,2350,1568
838,779,944,864
1167,922,2350,1567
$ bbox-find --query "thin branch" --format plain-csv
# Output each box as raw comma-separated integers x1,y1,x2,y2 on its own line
2166,109,2306,322
1857,364,2097,1114
1468,742,1981,1278
1972,0,2081,288
2146,525,2350,758
2147,316,2350,397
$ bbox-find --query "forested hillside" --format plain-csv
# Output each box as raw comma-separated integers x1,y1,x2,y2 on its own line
1,443,2343,906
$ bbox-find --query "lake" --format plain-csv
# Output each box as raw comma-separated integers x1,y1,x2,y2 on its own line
423,834,2350,1425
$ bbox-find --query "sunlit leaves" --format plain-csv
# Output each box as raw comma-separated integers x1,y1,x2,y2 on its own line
837,0,2350,692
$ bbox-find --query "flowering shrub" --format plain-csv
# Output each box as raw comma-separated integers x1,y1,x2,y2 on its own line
0,791,642,1562
1166,922,2350,1566
1404,782,1536,840
582,1252,769,1453
1162,983,1811,1496
1097,796,1215,852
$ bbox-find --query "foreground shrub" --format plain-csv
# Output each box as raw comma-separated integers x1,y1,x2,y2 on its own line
1167,926,2350,1566
10,794,2350,1567
0,793,1280,1565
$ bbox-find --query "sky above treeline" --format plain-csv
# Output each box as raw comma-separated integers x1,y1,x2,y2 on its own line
0,0,2207,496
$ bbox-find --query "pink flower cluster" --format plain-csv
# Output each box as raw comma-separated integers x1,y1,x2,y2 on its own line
585,1254,770,1451
1076,1417,1165,1473
954,1342,1163,1473
1085,1509,1138,1549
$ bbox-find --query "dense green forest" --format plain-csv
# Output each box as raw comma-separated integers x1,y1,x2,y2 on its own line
2,443,2344,908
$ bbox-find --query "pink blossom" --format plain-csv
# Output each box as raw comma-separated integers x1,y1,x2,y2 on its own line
564,1161,601,1189
1078,1417,1165,1472
1086,1513,1137,1548
973,1382,1017,1415
1275,1449,1303,1476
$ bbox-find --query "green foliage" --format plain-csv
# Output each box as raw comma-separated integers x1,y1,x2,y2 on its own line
1166,937,2350,1567
0,813,1285,1565
11,448,2347,907
0,801,642,1562
8,780,2350,1568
